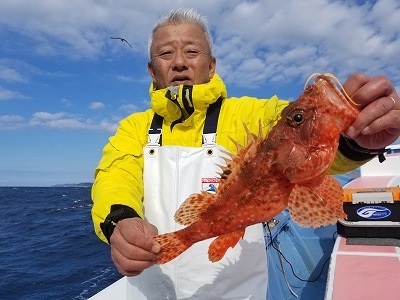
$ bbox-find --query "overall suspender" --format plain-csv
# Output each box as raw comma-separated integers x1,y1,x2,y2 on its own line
147,97,223,146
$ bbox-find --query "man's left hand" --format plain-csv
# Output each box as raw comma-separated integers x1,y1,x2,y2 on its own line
342,73,400,149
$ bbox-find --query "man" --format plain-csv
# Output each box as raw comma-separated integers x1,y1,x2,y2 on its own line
92,8,400,299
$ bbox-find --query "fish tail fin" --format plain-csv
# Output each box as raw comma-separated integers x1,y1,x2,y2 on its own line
154,232,191,264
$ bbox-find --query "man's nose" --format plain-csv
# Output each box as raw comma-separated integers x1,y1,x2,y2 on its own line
172,50,188,70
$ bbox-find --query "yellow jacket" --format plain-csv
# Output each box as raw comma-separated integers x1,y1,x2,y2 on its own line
91,73,366,243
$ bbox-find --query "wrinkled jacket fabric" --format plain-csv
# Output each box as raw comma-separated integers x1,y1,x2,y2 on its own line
91,73,364,243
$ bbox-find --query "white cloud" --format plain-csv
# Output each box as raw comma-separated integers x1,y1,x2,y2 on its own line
0,86,29,101
0,109,118,132
116,75,136,82
96,119,119,133
61,98,73,108
0,59,70,103
0,0,400,103
31,112,65,121
0,66,28,83
0,58,69,78
211,0,400,86
0,0,399,90
0,115,25,130
0,0,164,59
119,104,140,116
89,101,106,110
0,115,24,122
28,111,116,131
142,99,151,107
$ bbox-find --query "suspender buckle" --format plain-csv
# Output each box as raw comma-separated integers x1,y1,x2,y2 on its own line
147,132,162,147
202,133,216,146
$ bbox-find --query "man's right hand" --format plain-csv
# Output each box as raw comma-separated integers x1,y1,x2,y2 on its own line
110,217,160,276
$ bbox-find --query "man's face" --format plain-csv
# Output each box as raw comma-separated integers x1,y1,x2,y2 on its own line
148,23,216,89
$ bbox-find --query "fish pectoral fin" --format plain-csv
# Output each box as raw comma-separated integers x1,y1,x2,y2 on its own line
208,228,245,262
175,191,216,226
288,176,347,228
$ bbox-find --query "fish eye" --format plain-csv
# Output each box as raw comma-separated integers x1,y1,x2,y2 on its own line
293,113,303,123
287,110,305,127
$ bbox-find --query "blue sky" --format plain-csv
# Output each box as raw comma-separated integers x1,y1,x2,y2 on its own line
1,0,399,186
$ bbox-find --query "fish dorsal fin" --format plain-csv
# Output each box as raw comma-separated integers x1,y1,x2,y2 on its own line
174,191,216,226
224,121,262,173
288,176,346,228
218,121,266,193
215,150,234,183
228,121,261,159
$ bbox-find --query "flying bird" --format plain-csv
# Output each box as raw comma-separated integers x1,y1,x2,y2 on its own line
110,37,132,48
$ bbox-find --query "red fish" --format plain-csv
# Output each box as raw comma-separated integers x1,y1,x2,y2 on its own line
154,74,359,264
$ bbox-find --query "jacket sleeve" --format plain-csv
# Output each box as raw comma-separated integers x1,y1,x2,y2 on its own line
91,114,149,244
329,135,379,175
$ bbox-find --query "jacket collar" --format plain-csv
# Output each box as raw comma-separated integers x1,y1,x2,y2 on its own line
149,73,227,126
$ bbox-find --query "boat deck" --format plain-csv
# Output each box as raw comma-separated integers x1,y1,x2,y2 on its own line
325,236,400,300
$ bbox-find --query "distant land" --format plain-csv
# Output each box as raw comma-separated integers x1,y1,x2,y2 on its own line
52,182,93,188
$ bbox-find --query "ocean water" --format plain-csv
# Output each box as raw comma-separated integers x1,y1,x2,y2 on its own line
0,187,122,300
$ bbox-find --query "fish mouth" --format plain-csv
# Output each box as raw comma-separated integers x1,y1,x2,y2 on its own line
312,74,359,127
314,75,351,108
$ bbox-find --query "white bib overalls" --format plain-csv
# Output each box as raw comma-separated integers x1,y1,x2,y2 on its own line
126,100,268,299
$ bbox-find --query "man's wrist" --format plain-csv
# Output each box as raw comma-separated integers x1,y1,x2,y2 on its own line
100,204,142,243
339,135,390,163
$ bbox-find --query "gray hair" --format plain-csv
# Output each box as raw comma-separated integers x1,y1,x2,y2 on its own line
148,8,213,58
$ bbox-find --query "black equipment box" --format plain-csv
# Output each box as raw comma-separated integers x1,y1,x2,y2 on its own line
337,187,400,238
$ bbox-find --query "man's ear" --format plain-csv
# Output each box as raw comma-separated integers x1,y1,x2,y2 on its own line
209,56,217,79
148,61,156,82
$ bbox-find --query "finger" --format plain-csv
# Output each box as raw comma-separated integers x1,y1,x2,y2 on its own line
122,229,159,253
361,109,400,137
390,95,400,110
345,96,397,137
361,96,399,135
113,240,159,261
111,227,159,260
142,220,159,236
116,219,160,253
111,246,157,276
342,73,371,105
114,260,143,277
343,74,393,107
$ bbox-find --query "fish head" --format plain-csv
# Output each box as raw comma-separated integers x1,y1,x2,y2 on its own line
269,74,359,184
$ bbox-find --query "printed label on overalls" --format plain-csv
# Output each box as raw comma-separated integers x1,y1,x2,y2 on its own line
202,177,219,193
